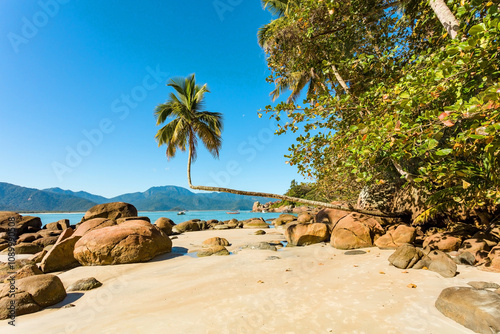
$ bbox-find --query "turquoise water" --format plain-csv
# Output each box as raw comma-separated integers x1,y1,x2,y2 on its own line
23,210,289,227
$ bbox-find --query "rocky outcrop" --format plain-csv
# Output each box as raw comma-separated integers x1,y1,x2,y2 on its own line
73,220,172,265
375,225,416,249
330,213,384,250
285,223,330,246
435,287,500,334
81,202,138,223
0,274,66,320
202,237,230,247
0,212,41,235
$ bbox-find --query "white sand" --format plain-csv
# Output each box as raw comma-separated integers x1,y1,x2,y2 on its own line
1,228,499,334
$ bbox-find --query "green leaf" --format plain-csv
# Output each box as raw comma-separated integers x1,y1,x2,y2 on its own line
435,149,453,156
446,47,460,56
469,24,486,35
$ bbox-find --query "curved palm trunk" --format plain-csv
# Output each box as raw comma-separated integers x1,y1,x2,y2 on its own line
186,146,405,218
429,0,459,39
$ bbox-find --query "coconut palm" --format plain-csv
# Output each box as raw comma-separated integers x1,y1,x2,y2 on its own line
155,75,403,218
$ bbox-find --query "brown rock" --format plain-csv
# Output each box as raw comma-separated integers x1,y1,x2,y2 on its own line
4,264,42,282
202,237,230,247
243,218,269,229
73,220,172,265
0,212,22,233
10,243,43,255
461,238,490,254
435,287,500,334
45,219,70,231
388,244,424,269
423,233,462,252
483,246,500,272
37,229,63,238
330,213,384,250
30,249,48,263
40,235,81,273
81,202,138,223
414,249,457,278
0,213,41,235
227,219,240,228
172,219,203,233
154,217,175,236
32,236,59,247
315,208,349,227
375,225,416,249
67,277,102,292
56,227,74,242
273,214,296,226
0,242,9,252
197,245,230,257
285,223,330,246
297,212,314,224
0,259,34,282
74,218,116,237
0,292,41,320
116,216,151,224
17,233,40,244
14,274,66,308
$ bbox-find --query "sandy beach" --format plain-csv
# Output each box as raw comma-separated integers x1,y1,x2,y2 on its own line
1,227,498,334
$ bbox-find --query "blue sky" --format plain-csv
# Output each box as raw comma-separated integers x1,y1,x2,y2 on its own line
0,0,307,198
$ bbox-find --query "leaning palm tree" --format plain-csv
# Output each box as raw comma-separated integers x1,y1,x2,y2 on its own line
155,75,403,218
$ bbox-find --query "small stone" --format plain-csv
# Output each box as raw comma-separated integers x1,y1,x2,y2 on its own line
63,304,76,308
254,230,266,235
345,250,367,255
67,277,103,292
266,256,281,260
407,284,417,288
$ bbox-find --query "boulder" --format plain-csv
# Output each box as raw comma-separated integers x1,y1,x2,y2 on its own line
17,233,40,244
45,219,70,231
252,201,260,212
0,242,8,252
388,244,425,269
40,234,82,273
37,229,63,238
0,213,41,235
202,237,230,247
33,236,59,247
172,219,203,233
57,227,75,242
67,277,102,292
197,245,230,257
460,238,490,254
30,249,48,264
435,287,500,334
330,213,384,250
74,218,116,237
74,220,172,265
423,233,462,252
4,264,42,282
227,219,240,229
213,225,230,230
467,281,500,290
414,249,457,278
375,225,416,249
454,251,476,266
0,259,34,282
315,208,349,227
10,243,43,254
243,218,269,229
0,212,21,232
297,212,314,224
254,230,266,235
81,202,138,223
285,223,329,246
273,214,296,226
0,274,67,319
154,217,175,236
483,246,500,272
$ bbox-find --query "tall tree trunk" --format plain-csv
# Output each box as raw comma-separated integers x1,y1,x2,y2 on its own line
429,0,460,39
186,147,405,218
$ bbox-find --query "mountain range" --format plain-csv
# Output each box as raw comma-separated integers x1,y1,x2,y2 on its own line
0,182,274,212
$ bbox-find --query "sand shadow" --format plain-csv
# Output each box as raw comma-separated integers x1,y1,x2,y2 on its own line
48,292,85,309
149,247,190,262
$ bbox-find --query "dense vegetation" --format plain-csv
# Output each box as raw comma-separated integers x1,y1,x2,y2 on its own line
260,0,500,219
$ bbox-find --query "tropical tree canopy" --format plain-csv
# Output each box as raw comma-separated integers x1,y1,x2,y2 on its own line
260,0,500,217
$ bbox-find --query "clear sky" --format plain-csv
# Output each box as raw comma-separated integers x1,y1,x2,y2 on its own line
0,0,307,198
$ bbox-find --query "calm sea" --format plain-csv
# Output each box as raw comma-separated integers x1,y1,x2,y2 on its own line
22,210,289,227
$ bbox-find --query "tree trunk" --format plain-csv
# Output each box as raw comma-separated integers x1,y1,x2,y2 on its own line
429,0,460,39
186,148,405,218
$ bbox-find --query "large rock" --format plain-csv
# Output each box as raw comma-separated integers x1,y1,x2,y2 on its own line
45,219,70,231
116,216,151,224
74,218,116,237
74,220,172,265
297,212,314,224
202,237,230,247
315,208,349,227
0,274,66,319
0,213,41,235
16,233,40,244
415,249,457,278
0,259,34,282
285,223,330,246
197,245,230,257
423,233,462,252
435,287,500,334
81,202,137,223
483,246,500,272
33,236,59,247
388,243,425,269
10,243,44,254
243,218,269,229
375,225,416,249
172,219,203,233
40,233,82,273
273,214,296,226
154,217,175,236
330,213,384,250
4,264,42,282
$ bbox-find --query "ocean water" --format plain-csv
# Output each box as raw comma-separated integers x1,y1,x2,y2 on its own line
24,210,290,227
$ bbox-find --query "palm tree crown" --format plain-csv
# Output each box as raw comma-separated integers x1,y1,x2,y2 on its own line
155,74,223,185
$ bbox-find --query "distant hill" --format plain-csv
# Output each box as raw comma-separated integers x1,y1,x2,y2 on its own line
1,182,275,212
0,182,97,212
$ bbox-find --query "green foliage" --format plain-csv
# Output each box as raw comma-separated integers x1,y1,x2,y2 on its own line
261,0,500,211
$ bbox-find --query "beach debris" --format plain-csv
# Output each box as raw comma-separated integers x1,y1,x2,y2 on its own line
407,284,417,288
